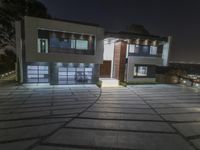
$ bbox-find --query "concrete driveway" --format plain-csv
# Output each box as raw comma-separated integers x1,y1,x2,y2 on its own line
0,84,200,150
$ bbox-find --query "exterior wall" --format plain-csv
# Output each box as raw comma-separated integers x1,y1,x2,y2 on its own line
162,36,172,66
127,56,162,82
23,16,104,64
16,16,104,84
113,41,126,81
103,42,114,77
15,21,23,83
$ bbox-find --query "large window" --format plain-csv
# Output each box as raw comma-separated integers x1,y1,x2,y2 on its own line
140,45,149,55
134,66,148,77
50,37,76,49
27,65,49,83
38,30,95,55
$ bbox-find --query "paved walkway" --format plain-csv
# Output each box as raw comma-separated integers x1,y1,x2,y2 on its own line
0,84,199,150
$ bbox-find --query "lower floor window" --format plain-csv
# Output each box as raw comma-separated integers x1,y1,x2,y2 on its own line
134,66,148,77
27,65,49,83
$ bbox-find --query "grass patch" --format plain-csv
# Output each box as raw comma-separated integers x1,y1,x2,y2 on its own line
119,82,127,87
127,81,158,85
96,80,102,88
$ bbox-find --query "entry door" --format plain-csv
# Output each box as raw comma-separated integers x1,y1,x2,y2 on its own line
100,61,111,78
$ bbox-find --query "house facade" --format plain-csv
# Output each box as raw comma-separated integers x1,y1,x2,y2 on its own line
15,16,104,85
102,32,172,83
16,16,171,85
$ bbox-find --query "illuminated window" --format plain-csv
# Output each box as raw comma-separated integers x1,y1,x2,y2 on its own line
134,66,148,77
150,46,157,55
129,44,139,53
76,40,88,50
38,39,48,53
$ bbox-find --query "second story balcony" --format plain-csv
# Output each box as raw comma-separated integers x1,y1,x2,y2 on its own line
37,29,96,55
127,44,163,57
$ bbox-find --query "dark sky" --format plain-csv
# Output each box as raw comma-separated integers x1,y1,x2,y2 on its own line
39,0,200,63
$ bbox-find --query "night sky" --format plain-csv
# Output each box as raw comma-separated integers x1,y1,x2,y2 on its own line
39,0,200,63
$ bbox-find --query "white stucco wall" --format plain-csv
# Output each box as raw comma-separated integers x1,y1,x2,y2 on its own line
162,36,172,66
103,42,114,61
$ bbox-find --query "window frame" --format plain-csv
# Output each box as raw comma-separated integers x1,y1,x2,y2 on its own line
133,65,148,77
37,38,49,53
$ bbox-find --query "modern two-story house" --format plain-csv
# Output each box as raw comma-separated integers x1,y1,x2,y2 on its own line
16,16,171,85
101,32,172,84
15,16,104,85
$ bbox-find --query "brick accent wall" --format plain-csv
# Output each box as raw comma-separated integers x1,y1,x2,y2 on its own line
113,41,127,82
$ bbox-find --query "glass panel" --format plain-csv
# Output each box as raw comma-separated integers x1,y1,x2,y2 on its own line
28,66,38,70
50,33,60,48
85,75,92,80
129,44,138,53
39,79,48,82
28,79,38,82
59,67,67,72
28,75,38,78
71,40,76,49
38,38,48,53
59,76,67,79
76,40,88,50
39,66,48,70
68,76,75,80
28,70,38,75
150,46,157,55
77,68,84,71
58,72,67,76
85,68,92,71
68,68,75,71
68,72,75,75
137,66,148,76
85,72,93,76
60,39,71,49
39,70,48,74
140,46,149,55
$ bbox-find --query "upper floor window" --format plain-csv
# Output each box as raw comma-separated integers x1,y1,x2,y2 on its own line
76,40,88,50
150,46,157,55
129,44,138,53
38,29,95,55
48,31,94,51
37,38,48,53
128,44,160,57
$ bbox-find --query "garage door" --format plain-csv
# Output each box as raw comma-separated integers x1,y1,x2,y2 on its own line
58,67,93,84
27,65,49,83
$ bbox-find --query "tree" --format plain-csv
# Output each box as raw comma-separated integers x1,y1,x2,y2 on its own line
126,24,150,35
0,0,51,50
0,48,16,68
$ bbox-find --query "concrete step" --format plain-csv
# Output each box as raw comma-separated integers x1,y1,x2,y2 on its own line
100,78,119,87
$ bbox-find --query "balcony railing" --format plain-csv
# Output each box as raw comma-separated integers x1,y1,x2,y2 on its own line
128,53,162,57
